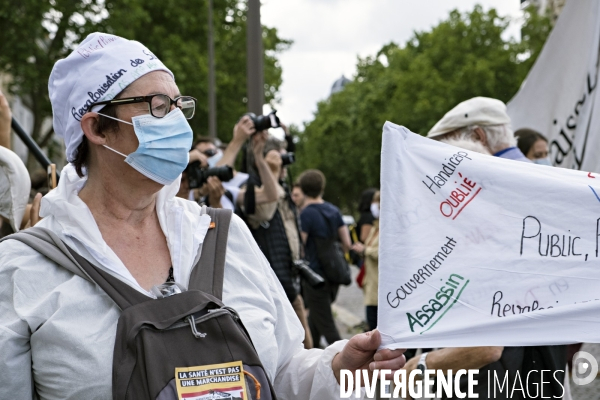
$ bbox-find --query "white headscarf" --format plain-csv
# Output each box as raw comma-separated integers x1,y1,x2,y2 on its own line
48,32,174,162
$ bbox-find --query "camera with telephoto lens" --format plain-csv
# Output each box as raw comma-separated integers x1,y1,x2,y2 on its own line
281,152,295,166
293,259,325,288
186,161,234,189
247,110,281,132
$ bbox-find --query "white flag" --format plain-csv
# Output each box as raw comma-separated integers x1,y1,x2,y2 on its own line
378,121,600,349
507,0,600,171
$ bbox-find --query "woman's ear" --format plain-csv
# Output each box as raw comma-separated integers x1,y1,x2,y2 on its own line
80,113,108,146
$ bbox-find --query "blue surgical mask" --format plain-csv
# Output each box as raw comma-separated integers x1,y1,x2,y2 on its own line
533,157,552,166
100,108,193,185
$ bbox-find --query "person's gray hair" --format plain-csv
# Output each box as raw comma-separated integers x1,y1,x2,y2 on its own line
450,123,516,153
441,138,492,155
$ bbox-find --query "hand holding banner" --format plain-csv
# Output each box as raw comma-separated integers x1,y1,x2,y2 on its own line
378,122,600,349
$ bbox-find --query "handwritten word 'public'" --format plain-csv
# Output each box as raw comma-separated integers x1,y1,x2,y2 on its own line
520,216,588,258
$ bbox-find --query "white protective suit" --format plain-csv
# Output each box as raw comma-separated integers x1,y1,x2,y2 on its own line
0,145,31,231
0,164,350,399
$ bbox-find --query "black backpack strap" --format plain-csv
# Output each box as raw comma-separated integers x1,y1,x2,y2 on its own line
188,207,232,300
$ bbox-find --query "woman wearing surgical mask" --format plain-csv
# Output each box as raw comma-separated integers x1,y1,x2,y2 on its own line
0,33,404,399
515,128,551,165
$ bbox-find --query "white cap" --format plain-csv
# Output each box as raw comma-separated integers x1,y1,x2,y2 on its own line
0,147,31,232
427,97,511,138
49,32,174,162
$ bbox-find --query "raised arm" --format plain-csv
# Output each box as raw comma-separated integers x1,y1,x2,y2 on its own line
217,115,254,168
236,132,279,207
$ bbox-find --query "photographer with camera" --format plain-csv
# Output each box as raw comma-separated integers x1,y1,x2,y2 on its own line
209,114,280,211
243,136,317,349
178,137,236,209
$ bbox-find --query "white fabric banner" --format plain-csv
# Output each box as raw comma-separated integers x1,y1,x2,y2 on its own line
378,121,600,349
507,0,600,171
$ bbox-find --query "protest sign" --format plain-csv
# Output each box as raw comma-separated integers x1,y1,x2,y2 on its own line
507,0,600,172
378,122,600,349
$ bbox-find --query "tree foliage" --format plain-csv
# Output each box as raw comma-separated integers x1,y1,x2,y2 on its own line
98,0,291,142
293,5,552,212
0,0,290,168
0,0,108,166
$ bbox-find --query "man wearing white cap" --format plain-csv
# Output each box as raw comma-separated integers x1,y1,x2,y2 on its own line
414,97,567,399
428,96,531,163
0,32,405,399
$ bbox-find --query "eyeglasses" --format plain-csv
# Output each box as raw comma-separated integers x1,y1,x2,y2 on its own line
90,94,197,119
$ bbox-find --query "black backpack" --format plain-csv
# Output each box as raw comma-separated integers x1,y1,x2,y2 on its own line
4,208,277,400
310,205,351,286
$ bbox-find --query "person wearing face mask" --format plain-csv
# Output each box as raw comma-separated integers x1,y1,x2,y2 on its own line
352,192,380,332
428,97,532,164
188,116,280,212
406,128,567,399
178,137,231,209
243,137,313,349
0,33,406,399
515,128,552,165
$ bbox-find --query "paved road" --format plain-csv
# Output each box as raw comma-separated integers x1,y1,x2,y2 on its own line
331,268,600,399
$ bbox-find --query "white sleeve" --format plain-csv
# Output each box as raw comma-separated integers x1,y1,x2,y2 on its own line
222,215,361,400
0,241,35,399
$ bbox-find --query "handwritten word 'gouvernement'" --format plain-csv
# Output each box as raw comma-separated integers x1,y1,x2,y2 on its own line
422,151,473,195
387,237,457,308
407,273,469,333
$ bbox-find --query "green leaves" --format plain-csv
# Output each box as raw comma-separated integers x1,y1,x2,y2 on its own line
98,0,290,142
293,6,552,212
0,0,289,160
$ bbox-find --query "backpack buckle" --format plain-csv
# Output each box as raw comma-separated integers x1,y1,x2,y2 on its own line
187,315,207,338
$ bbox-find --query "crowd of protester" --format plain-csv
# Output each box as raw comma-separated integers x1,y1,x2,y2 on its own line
0,33,409,400
0,32,584,400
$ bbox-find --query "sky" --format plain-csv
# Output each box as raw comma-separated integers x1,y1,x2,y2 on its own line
261,0,524,130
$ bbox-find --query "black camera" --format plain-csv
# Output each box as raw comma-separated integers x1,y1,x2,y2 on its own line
248,110,281,132
293,260,325,288
281,152,295,166
186,162,234,189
